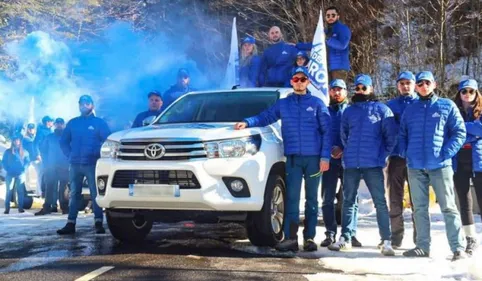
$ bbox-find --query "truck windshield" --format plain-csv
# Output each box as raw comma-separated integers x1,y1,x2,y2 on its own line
155,91,280,124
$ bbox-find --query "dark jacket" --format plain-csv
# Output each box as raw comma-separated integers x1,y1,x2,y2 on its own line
386,93,418,156
398,94,466,170
341,98,397,168
328,100,349,163
42,129,69,169
2,148,30,177
244,91,332,160
132,110,163,128
60,114,111,165
162,84,196,109
259,41,298,86
240,55,261,88
35,124,52,155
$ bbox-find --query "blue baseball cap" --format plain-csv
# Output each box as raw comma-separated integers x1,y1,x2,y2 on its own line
354,74,372,87
330,79,346,89
458,79,478,91
42,115,54,123
54,118,65,124
416,71,435,83
292,67,309,77
27,123,35,129
79,95,94,104
397,71,415,82
147,90,162,98
177,68,190,78
242,36,256,45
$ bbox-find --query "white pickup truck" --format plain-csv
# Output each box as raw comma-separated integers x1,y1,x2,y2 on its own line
96,88,292,246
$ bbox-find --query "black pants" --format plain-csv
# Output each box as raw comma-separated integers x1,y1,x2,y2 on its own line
43,166,69,211
387,156,416,244
453,162,482,226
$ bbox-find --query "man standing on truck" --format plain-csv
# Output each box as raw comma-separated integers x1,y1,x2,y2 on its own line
57,95,111,235
234,67,332,252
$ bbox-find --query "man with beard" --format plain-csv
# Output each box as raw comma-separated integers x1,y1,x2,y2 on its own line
258,26,299,87
35,118,69,215
57,95,111,234
162,68,196,109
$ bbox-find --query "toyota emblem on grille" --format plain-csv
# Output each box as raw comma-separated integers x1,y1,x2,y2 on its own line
144,143,166,159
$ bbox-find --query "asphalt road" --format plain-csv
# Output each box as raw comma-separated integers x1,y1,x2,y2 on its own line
0,210,333,281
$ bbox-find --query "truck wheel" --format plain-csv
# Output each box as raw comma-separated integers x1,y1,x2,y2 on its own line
22,196,33,209
246,174,285,247
106,210,153,243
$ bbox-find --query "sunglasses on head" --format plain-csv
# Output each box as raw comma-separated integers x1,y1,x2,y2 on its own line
292,77,308,83
355,86,367,91
461,89,475,95
326,13,337,18
416,80,431,87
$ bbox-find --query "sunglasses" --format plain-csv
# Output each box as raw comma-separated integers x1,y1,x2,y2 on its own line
326,13,337,18
292,77,308,83
416,80,432,87
461,89,475,95
355,86,367,91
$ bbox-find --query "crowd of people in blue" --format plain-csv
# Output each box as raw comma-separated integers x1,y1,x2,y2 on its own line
1,6,481,261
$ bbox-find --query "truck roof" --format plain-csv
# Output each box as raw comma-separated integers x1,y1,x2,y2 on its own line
183,87,293,99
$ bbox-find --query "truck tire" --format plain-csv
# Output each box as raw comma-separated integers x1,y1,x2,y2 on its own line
246,174,285,247
106,209,153,243
22,196,33,209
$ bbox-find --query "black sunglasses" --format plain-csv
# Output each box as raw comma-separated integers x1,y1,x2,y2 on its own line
461,89,475,95
416,80,431,87
355,86,367,91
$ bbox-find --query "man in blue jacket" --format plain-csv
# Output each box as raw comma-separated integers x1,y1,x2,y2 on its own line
35,118,70,215
398,71,467,261
320,79,361,248
324,7,351,80
385,71,418,248
57,95,111,235
234,67,332,252
162,68,196,109
258,26,299,87
132,91,164,128
328,74,396,256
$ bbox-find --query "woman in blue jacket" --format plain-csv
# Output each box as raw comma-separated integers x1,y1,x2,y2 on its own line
453,79,482,256
239,36,261,88
284,51,309,87
2,134,30,214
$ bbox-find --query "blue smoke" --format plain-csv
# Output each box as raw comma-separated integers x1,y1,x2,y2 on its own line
0,21,225,132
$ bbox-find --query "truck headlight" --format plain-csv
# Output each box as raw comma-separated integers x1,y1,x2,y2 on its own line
101,140,120,158
204,135,261,159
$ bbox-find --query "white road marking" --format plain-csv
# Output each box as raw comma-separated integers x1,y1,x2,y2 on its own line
75,266,114,281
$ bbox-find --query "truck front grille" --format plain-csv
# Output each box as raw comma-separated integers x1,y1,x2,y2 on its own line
117,140,206,161
111,170,201,189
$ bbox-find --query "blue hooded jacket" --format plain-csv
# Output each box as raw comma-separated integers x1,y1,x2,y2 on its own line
42,130,69,169
398,95,466,170
240,55,261,88
341,98,397,168
2,148,30,177
452,108,482,172
259,41,299,86
325,21,351,71
60,114,111,165
244,91,332,160
386,93,418,156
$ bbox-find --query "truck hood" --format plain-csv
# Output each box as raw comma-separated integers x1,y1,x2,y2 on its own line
108,123,275,142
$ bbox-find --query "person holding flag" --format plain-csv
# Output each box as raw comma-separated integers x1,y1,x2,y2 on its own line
234,67,332,252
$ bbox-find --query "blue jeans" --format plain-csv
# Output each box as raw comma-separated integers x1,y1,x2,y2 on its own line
408,167,465,253
322,161,359,237
67,164,103,224
284,156,321,240
4,175,26,212
342,168,391,241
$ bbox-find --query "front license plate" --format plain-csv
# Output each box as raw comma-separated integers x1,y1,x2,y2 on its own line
128,184,180,197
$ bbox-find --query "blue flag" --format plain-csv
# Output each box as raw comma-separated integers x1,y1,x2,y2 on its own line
307,11,329,106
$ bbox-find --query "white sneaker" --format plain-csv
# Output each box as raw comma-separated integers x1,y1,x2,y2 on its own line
328,237,352,251
381,240,395,256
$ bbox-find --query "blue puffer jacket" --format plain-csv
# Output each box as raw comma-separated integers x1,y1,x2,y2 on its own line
453,108,482,172
386,93,418,156
2,148,30,177
329,100,349,163
244,91,332,159
132,110,163,128
325,21,351,71
60,114,111,165
398,95,466,170
259,42,298,86
162,84,196,109
42,130,69,169
35,124,52,156
341,99,397,168
22,135,39,160
240,55,261,88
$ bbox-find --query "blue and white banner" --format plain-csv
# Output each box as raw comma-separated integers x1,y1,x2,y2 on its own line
222,17,239,89
307,11,329,106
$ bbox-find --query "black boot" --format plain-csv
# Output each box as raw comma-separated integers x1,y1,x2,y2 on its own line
35,208,51,216
95,222,105,234
57,222,76,235
320,234,335,247
303,239,318,252
275,239,299,252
